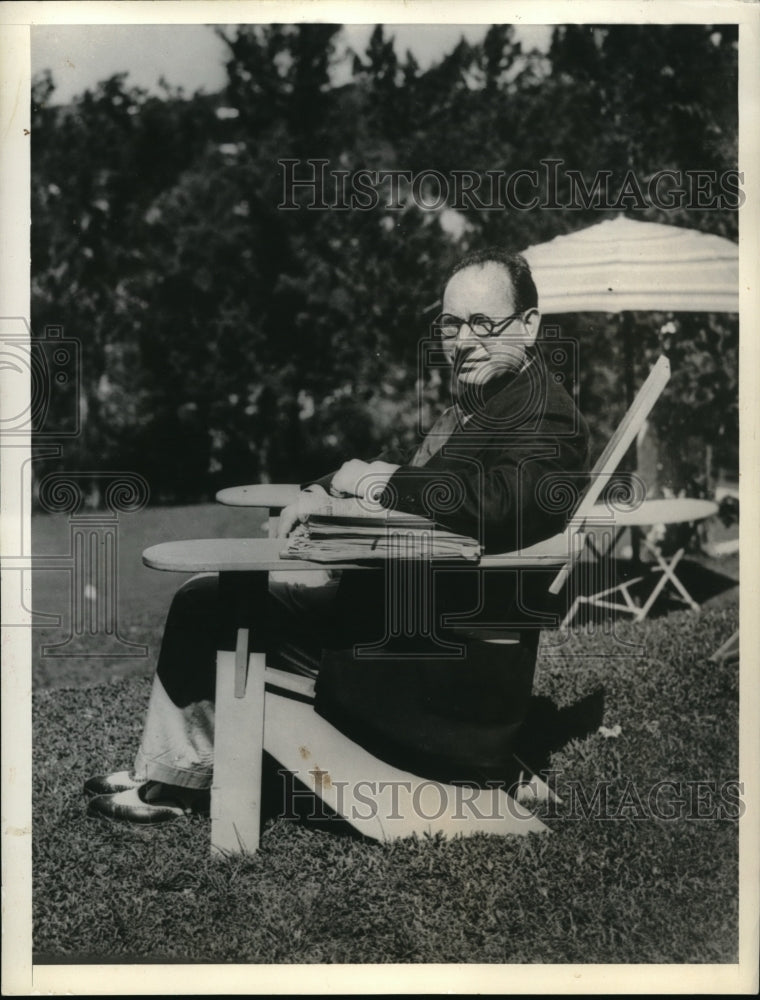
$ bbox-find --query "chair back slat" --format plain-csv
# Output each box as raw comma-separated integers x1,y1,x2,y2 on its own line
549,354,671,595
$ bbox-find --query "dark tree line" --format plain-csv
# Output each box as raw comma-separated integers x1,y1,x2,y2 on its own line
31,23,739,504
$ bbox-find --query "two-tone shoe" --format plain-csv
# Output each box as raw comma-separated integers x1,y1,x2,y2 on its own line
87,781,210,824
83,770,144,798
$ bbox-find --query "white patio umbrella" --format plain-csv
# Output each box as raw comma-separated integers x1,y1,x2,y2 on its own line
522,216,739,495
418,218,737,543
522,216,738,406
522,216,738,316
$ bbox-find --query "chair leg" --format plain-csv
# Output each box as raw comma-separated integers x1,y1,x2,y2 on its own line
560,595,583,629
211,636,267,856
639,547,699,619
633,571,668,620
710,629,739,665
653,550,700,611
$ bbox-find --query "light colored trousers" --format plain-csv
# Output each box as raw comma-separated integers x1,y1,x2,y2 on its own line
133,570,341,789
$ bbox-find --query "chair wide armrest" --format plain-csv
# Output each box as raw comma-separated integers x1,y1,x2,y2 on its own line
216,484,301,509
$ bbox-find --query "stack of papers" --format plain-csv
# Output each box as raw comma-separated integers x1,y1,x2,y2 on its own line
279,499,481,563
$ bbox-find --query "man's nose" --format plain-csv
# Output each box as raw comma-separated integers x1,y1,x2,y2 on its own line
455,321,478,346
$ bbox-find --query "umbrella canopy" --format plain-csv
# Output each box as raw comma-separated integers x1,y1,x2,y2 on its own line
522,217,738,316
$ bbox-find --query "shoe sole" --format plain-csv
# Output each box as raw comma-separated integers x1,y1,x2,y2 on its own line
86,796,187,824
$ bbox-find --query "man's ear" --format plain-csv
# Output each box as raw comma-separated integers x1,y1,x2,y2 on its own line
522,308,541,346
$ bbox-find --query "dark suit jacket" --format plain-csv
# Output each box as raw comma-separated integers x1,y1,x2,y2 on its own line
309,353,589,639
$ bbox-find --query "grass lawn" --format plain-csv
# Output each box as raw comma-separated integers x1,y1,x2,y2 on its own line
30,504,741,966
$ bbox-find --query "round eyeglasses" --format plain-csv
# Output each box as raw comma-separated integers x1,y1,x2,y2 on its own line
434,311,525,340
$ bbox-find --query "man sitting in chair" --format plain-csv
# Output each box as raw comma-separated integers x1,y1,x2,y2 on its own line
86,247,589,823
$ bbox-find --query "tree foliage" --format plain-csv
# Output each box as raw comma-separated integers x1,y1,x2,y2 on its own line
31,23,739,502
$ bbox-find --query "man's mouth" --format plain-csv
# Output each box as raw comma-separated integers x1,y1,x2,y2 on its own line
454,350,485,371
455,358,491,382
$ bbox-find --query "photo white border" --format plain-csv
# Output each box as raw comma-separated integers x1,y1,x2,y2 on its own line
2,1,758,994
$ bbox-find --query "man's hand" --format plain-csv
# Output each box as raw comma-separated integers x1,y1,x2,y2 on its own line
277,485,331,538
330,460,400,501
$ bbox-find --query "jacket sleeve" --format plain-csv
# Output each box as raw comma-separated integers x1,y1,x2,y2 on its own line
302,471,336,493
378,425,589,553
369,444,418,466
302,444,417,495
